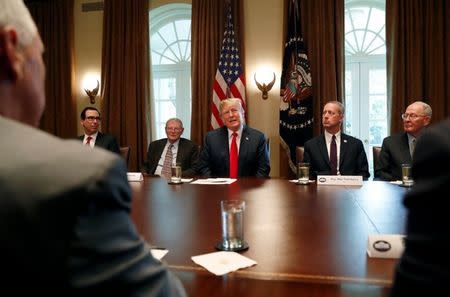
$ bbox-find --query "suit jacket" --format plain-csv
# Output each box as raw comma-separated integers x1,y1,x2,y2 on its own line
374,132,412,181
303,133,370,180
142,138,199,177
390,118,450,297
78,132,120,155
1,116,186,296
196,125,270,177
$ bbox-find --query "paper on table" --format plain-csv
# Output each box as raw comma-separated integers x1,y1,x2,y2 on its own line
191,178,237,185
181,178,194,183
191,251,257,276
390,180,403,185
150,249,169,261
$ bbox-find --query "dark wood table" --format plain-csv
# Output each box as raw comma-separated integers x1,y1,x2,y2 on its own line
130,177,408,297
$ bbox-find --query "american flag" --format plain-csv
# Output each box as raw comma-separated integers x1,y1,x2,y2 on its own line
211,4,246,129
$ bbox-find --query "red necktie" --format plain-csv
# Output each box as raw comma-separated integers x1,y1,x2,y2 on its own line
229,132,238,178
330,135,337,174
85,136,92,147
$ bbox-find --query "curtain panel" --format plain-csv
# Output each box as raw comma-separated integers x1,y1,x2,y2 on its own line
101,0,150,171
387,0,450,133
26,0,77,138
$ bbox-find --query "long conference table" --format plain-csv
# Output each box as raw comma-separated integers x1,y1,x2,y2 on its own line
130,177,408,297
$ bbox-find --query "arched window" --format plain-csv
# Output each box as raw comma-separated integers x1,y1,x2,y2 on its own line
344,0,386,176
149,3,191,140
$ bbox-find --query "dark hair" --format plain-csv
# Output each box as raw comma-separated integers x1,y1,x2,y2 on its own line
80,107,100,120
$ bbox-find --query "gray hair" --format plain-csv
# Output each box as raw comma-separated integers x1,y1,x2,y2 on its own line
326,100,345,115
165,118,183,128
412,101,432,118
0,0,38,47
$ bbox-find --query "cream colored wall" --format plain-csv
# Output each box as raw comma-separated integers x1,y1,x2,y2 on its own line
74,0,103,135
244,0,283,176
73,0,284,176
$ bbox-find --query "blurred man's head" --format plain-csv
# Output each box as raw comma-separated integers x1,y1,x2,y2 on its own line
80,107,101,135
322,101,344,134
220,98,245,132
0,0,45,127
402,101,432,138
165,118,184,143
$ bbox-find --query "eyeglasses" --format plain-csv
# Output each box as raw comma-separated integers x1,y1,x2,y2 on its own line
401,113,426,120
86,116,101,121
322,110,340,117
165,127,182,132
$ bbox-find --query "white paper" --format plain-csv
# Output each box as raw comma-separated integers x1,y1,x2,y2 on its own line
389,180,403,185
191,251,257,275
289,179,314,184
150,249,169,260
181,178,194,183
191,178,237,185
127,172,143,182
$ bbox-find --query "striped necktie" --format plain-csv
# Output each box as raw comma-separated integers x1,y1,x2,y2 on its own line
161,144,173,179
85,136,92,147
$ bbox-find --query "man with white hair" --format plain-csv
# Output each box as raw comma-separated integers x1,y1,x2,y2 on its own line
0,1,186,296
375,101,432,181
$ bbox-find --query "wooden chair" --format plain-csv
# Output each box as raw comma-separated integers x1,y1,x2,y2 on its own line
120,146,131,167
372,146,381,178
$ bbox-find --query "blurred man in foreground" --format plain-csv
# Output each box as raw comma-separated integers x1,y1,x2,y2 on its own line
0,1,186,296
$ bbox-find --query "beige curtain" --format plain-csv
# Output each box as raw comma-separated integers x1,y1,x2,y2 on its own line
26,0,77,138
101,0,150,171
191,0,244,146
387,0,450,133
279,0,344,177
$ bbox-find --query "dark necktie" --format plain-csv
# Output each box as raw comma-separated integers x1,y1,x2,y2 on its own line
229,133,238,178
411,138,416,157
85,136,92,147
161,144,173,179
330,135,338,175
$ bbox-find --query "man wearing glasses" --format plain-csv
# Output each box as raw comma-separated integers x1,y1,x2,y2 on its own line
375,101,432,181
142,118,199,178
78,106,120,154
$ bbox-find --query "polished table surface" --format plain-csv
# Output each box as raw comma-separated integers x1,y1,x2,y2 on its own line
130,177,408,297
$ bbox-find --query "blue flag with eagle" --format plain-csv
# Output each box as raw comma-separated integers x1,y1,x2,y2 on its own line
279,0,313,173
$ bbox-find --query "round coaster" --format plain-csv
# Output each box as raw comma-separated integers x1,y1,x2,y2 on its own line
215,241,249,252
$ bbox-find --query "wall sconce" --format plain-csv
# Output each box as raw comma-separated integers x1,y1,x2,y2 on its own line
254,72,276,100
84,79,99,104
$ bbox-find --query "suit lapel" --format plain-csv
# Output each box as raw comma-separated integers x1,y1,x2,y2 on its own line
318,135,330,167
176,138,185,163
95,132,104,147
220,127,231,173
401,133,412,163
238,126,250,173
339,133,349,167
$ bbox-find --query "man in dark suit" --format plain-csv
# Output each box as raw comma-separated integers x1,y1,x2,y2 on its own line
78,106,120,154
303,101,370,179
375,101,432,181
0,2,186,296
196,98,270,177
390,118,450,296
142,118,199,177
